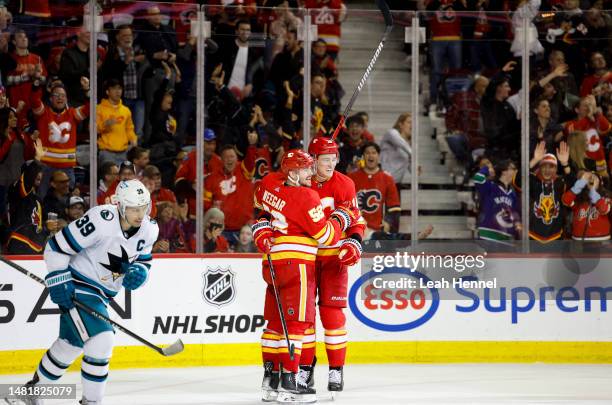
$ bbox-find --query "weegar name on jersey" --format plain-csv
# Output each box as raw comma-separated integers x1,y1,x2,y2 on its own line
152,315,265,334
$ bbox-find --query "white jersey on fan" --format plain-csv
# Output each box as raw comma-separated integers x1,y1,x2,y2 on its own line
44,204,159,300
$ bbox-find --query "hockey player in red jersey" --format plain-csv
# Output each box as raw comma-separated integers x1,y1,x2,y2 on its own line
299,136,365,394
253,149,356,403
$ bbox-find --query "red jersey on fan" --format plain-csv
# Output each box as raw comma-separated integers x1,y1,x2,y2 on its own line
175,150,223,184
31,92,89,169
255,172,343,264
562,189,611,240
6,52,47,121
564,113,611,167
253,147,271,184
348,168,400,231
311,170,365,258
305,0,343,54
204,147,257,231
426,0,463,41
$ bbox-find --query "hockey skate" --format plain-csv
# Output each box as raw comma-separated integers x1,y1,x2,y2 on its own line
79,398,100,404
328,367,343,399
2,374,43,405
276,370,316,403
297,356,317,389
261,361,280,402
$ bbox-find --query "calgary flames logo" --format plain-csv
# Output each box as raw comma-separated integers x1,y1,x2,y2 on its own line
534,192,560,225
357,189,382,214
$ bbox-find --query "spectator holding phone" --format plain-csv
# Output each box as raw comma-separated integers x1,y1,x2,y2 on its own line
203,207,229,253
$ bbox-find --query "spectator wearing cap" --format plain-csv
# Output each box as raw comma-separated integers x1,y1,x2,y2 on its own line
42,170,72,221
65,195,86,222
204,144,257,244
175,129,222,187
97,79,138,166
97,160,136,204
100,25,146,138
96,161,119,205
523,141,573,242
6,160,47,254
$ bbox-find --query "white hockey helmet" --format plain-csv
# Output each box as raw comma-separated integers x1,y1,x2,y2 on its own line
113,179,151,217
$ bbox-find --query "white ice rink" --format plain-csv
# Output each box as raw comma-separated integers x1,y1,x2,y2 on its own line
1,364,612,404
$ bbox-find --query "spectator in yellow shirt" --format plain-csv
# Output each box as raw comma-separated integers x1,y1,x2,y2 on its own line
97,79,137,165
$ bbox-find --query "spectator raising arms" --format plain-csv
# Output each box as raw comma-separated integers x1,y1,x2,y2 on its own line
562,171,611,241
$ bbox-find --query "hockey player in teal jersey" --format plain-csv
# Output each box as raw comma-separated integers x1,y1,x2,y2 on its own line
5,179,159,405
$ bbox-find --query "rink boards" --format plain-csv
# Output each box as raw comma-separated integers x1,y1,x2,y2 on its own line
0,254,611,374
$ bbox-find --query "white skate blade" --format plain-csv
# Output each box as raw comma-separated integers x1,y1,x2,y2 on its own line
330,391,341,401
261,388,278,402
276,391,317,403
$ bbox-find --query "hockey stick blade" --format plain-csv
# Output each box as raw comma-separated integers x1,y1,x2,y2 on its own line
161,339,185,356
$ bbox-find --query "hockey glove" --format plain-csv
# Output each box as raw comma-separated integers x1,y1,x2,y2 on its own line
252,219,273,254
329,206,355,232
338,238,362,267
45,269,75,310
122,263,149,290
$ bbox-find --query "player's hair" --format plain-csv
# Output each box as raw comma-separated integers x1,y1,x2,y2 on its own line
360,141,380,156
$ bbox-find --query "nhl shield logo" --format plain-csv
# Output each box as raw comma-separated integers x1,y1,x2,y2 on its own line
202,267,236,307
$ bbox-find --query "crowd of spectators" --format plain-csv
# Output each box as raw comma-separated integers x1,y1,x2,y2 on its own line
0,0,610,253
422,0,612,242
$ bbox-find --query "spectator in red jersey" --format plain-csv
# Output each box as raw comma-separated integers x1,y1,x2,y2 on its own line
425,0,464,112
348,142,401,239
6,29,47,126
0,107,41,221
564,95,611,178
31,77,90,198
202,207,229,253
204,144,256,245
580,52,612,98
562,171,611,241
304,0,346,60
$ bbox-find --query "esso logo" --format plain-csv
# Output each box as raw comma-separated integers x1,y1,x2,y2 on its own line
349,268,439,332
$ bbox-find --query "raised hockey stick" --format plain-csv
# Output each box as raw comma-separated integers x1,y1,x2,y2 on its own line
0,256,184,357
266,254,295,360
331,0,394,140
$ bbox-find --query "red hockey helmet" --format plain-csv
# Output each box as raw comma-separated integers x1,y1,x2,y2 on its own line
308,136,339,157
281,149,315,175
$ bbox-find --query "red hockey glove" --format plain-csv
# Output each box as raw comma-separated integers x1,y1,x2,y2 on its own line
338,238,362,266
252,219,273,254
